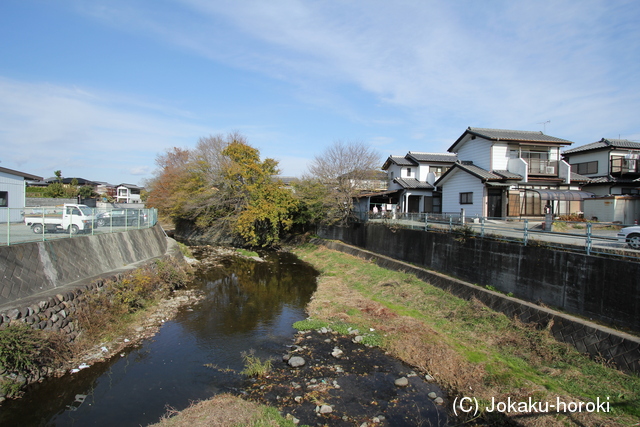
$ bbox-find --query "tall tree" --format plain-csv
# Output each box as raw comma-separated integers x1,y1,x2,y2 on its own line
304,140,382,224
222,141,297,247
146,133,297,247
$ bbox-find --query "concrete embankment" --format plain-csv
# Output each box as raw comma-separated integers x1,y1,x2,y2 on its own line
316,225,640,374
0,224,173,315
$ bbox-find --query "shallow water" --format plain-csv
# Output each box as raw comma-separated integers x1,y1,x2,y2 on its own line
0,250,317,426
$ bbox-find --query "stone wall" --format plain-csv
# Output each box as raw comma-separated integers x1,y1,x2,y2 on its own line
316,226,640,374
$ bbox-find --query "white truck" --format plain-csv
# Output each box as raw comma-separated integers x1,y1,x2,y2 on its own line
24,204,95,234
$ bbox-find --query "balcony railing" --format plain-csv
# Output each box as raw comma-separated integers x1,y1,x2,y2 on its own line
527,159,558,176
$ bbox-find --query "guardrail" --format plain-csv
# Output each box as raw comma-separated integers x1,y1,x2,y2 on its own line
367,212,639,260
1,206,158,246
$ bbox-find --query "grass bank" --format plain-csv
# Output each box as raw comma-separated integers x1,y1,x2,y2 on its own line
291,243,640,426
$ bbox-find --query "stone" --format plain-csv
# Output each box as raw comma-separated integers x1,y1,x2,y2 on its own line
435,397,444,405
428,392,437,399
425,374,434,382
6,309,20,320
394,377,409,387
288,356,306,368
319,405,333,414
353,335,364,343
331,347,344,358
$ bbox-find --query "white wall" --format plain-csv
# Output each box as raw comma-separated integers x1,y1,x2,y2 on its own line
455,137,492,170
0,171,26,222
441,170,486,217
491,143,509,170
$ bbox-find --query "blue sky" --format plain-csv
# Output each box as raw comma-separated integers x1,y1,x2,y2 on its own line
1,0,639,186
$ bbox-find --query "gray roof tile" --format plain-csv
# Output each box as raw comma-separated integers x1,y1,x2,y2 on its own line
406,152,458,163
467,127,574,144
393,177,434,189
563,138,640,154
492,170,523,180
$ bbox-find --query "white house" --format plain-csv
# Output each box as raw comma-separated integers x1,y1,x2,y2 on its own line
436,127,591,218
116,184,143,203
0,167,43,222
562,138,640,196
382,152,457,213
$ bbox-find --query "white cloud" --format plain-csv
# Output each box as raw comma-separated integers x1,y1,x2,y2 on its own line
0,77,208,183
80,0,640,144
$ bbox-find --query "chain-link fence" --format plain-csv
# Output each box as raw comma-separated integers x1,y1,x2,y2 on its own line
1,205,158,246
365,211,640,260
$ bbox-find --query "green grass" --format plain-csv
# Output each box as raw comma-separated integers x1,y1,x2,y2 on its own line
293,244,640,422
237,248,260,258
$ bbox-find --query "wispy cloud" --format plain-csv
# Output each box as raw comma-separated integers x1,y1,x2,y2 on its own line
0,77,207,182
78,0,640,145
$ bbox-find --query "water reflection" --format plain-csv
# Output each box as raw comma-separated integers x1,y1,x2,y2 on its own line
0,250,317,427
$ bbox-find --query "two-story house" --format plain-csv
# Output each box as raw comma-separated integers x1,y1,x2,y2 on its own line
436,127,591,218
382,152,457,213
562,138,640,196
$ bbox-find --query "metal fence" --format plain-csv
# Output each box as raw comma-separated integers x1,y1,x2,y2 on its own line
366,212,640,260
1,206,158,246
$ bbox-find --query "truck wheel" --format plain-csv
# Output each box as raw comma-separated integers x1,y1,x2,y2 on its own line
627,233,640,249
32,224,44,234
69,225,80,235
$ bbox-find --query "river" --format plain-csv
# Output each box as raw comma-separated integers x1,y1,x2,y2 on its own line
0,249,317,426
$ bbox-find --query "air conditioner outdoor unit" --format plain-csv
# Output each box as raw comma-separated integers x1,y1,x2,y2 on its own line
545,166,555,174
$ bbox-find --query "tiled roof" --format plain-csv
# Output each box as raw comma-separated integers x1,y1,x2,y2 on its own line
455,161,503,181
563,138,640,154
393,177,434,189
406,152,457,163
492,170,523,180
382,155,417,169
586,176,640,184
467,127,574,144
570,172,590,182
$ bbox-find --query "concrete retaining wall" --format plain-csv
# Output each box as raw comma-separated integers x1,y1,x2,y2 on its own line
0,224,168,309
317,226,640,374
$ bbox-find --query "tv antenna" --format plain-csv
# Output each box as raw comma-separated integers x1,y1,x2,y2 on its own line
537,120,550,133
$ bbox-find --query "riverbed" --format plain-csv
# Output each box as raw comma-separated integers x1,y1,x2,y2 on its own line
0,248,317,426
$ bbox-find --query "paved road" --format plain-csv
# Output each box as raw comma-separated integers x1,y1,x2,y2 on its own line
0,222,156,246
369,217,638,257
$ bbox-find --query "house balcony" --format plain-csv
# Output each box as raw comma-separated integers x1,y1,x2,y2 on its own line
610,157,640,177
527,159,559,177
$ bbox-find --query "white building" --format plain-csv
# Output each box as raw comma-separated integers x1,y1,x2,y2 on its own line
436,127,591,218
116,184,143,203
381,152,457,213
562,138,640,196
0,167,43,222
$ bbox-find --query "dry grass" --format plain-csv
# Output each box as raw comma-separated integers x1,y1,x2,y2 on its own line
150,393,286,427
294,244,640,426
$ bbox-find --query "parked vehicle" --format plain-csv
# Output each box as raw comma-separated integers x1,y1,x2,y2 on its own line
617,226,640,249
96,209,147,227
24,204,95,234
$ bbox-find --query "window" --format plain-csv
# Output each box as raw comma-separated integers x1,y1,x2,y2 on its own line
460,192,473,204
406,167,412,177
431,166,444,177
571,161,598,175
0,191,7,207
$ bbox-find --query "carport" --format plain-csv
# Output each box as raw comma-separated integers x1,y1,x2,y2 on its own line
524,189,595,216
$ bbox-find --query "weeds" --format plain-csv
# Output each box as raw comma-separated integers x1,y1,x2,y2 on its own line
240,350,272,378
76,257,192,343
